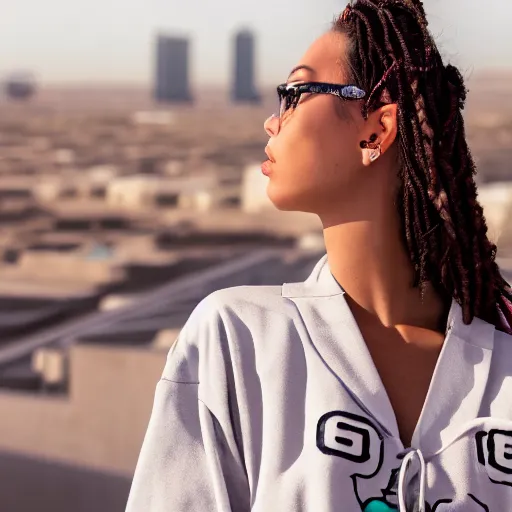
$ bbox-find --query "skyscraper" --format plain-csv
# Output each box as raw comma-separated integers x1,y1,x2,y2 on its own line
232,29,261,104
154,35,193,103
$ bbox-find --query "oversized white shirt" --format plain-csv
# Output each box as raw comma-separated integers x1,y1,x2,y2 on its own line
126,254,512,511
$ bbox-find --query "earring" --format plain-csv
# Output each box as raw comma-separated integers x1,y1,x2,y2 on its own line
360,135,381,165
359,133,378,149
360,142,382,165
368,144,381,162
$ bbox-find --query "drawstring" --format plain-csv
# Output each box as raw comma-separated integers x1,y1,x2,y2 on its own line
397,449,426,512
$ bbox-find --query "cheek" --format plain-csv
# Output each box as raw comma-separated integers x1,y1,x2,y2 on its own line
267,145,361,213
321,138,362,193
266,103,364,211
266,133,325,210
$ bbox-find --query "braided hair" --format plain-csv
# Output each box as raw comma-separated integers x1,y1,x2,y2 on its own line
334,0,512,333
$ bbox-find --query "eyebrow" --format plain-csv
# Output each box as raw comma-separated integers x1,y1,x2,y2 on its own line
287,64,315,80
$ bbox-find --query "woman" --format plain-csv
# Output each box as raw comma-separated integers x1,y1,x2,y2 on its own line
126,1,512,510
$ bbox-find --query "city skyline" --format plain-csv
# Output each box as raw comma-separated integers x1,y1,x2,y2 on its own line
2,0,511,86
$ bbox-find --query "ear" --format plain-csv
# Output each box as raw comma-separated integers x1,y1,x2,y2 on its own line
361,103,399,156
377,104,399,154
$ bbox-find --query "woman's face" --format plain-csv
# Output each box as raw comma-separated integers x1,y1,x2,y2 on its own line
263,31,375,218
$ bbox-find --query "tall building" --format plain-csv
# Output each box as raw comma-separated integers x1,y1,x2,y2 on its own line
232,29,261,104
154,35,192,103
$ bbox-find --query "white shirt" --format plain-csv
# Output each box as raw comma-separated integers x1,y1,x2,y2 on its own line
126,254,512,511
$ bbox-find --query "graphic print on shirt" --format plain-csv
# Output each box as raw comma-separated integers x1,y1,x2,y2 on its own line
316,410,407,511
476,429,512,487
317,411,490,511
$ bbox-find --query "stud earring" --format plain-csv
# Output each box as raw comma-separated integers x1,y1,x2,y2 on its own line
359,133,378,149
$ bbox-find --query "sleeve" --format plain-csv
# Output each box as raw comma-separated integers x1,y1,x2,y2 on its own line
125,295,251,511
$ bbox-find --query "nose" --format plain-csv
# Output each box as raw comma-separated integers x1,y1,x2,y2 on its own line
264,114,280,137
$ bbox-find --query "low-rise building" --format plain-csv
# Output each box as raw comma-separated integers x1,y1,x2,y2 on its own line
241,162,276,213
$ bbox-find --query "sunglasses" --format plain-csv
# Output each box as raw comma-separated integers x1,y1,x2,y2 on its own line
276,82,367,119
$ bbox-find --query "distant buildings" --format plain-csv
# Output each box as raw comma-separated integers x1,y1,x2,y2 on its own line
152,29,262,104
231,29,261,104
154,35,193,103
241,163,276,213
3,72,37,101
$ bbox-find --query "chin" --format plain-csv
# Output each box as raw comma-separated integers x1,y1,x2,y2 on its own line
267,185,316,213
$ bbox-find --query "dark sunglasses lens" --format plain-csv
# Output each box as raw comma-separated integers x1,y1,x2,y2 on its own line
277,88,288,117
277,90,285,117
280,89,298,118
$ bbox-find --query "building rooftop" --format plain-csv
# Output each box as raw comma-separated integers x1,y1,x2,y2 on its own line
0,248,323,390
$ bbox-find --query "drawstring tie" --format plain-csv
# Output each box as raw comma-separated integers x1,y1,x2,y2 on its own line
398,448,426,512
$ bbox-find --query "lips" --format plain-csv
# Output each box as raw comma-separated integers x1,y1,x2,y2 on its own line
261,160,272,176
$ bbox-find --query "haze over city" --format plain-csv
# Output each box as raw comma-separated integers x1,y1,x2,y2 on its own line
2,0,512,85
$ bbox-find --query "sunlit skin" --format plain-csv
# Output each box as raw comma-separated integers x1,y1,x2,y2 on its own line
263,31,448,447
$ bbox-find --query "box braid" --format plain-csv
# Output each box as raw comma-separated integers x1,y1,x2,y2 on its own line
335,0,512,333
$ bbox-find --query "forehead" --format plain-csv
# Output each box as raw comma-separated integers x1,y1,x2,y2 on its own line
295,31,349,83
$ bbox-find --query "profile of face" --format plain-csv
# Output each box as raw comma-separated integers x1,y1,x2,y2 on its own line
263,30,399,225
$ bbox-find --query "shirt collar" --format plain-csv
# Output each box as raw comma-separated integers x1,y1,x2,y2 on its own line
282,252,493,348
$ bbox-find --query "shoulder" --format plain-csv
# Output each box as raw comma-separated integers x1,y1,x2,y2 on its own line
206,284,294,317
161,284,296,383
182,284,292,327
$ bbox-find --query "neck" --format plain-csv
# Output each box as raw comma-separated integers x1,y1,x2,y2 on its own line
321,198,447,332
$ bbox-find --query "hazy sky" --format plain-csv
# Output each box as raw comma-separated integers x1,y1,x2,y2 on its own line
2,0,511,86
